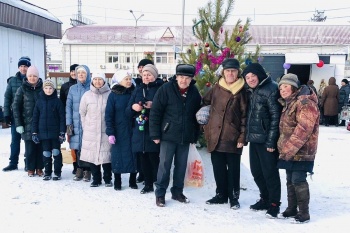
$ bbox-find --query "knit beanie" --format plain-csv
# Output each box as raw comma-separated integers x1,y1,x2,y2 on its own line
43,78,55,89
111,70,132,86
138,59,154,68
242,63,268,81
142,64,158,78
18,56,31,67
70,64,79,72
279,73,300,88
26,65,39,78
75,65,87,73
342,79,349,85
91,72,106,83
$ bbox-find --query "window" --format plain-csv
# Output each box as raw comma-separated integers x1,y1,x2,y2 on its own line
106,52,118,63
125,53,131,63
156,52,167,63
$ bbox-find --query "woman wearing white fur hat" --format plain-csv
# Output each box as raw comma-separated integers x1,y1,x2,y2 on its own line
79,72,112,187
105,70,137,191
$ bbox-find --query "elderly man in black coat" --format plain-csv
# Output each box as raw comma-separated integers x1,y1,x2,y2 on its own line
150,64,201,207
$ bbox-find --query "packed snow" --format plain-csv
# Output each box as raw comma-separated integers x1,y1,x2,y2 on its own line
0,125,349,233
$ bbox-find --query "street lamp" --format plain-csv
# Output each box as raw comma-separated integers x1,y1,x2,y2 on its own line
130,10,144,76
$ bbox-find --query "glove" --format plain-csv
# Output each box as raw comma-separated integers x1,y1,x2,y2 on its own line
66,125,74,136
32,134,40,144
4,116,11,125
16,126,24,134
59,132,66,144
108,135,116,144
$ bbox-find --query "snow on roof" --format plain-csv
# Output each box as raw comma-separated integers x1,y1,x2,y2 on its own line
2,0,61,23
61,24,350,45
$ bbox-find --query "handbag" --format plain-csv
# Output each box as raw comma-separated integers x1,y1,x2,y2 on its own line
196,105,211,125
184,144,204,187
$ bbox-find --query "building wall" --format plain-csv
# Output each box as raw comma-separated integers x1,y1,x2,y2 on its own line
0,26,45,107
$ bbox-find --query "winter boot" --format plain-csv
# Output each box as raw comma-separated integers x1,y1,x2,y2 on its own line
83,170,91,182
114,173,122,191
250,197,269,211
73,168,83,181
36,169,44,177
43,156,53,177
129,172,138,189
206,193,228,205
72,162,78,175
53,173,62,181
292,182,310,224
53,152,63,179
279,182,298,218
266,202,280,218
229,191,240,210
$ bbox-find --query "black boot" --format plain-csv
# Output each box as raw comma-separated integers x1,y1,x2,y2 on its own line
53,152,63,179
280,182,298,218
293,182,310,223
206,193,228,204
72,162,78,174
229,191,240,210
129,172,138,189
114,173,122,191
2,164,18,172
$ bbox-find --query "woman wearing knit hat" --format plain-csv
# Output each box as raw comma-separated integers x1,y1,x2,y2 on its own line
12,65,44,177
2,56,31,172
66,65,92,182
126,64,163,194
320,77,339,126
242,63,282,218
201,58,247,210
32,78,66,180
277,73,319,223
135,59,154,86
79,72,112,187
105,70,138,190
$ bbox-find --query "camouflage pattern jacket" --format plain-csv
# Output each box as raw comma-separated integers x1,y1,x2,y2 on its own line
277,85,320,162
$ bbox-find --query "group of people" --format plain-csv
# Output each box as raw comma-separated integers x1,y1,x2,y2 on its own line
2,56,320,224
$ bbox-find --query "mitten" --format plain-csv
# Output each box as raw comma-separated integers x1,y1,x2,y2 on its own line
4,116,11,125
108,135,116,144
32,134,40,144
16,126,24,134
59,132,66,144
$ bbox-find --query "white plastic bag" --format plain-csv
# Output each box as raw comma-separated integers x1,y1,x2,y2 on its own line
185,144,204,187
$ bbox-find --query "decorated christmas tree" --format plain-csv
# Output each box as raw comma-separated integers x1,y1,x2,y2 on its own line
180,0,261,95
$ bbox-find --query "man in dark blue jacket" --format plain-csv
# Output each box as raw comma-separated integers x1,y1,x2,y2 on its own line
243,63,282,218
150,64,201,207
2,56,31,172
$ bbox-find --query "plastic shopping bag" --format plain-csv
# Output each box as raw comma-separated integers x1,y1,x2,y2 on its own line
185,144,204,187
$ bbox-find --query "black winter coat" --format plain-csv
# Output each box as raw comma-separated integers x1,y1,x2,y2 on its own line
12,78,43,140
3,72,24,117
338,84,350,112
126,78,163,153
59,77,77,109
105,84,137,173
246,76,281,148
32,90,66,140
149,78,201,144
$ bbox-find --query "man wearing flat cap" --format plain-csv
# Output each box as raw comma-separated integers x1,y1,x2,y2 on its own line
150,64,201,207
242,63,282,218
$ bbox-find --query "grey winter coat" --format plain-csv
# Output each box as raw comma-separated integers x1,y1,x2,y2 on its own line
65,65,91,150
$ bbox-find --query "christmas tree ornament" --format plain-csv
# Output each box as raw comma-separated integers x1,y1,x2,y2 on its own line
220,27,223,34
205,42,209,47
205,82,211,87
245,58,252,65
283,63,291,69
187,49,192,54
235,36,241,42
194,42,198,46
239,25,243,32
203,64,209,70
316,60,324,68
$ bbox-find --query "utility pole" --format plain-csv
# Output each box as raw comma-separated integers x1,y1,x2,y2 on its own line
130,10,144,76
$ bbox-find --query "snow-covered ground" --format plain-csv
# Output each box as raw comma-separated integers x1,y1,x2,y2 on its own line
0,125,349,233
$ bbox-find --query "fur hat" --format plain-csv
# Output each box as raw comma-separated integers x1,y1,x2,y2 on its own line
176,64,196,78
242,63,267,81
279,73,300,88
111,70,132,87
70,64,79,72
142,64,158,78
43,78,55,89
138,59,154,68
91,72,106,82
18,56,31,67
222,58,240,70
26,65,39,78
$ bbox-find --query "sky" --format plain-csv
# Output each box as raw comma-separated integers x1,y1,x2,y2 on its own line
1,122,350,232
25,0,350,30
